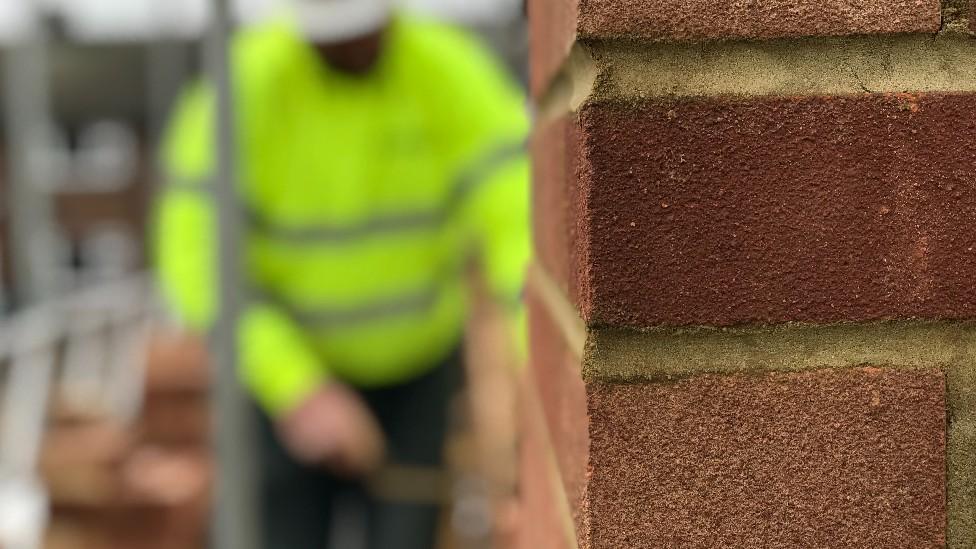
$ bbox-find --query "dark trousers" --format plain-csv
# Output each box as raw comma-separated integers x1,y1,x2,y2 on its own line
256,348,461,549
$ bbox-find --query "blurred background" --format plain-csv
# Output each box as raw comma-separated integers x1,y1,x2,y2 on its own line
0,1,529,547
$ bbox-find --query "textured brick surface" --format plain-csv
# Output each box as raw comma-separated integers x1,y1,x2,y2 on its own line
576,93,976,327
516,373,576,549
145,332,210,391
526,280,588,514
586,322,976,543
575,0,941,41
48,500,208,549
589,36,976,100
528,0,944,97
527,0,578,99
141,391,210,446
587,367,947,548
944,0,975,33
531,116,585,302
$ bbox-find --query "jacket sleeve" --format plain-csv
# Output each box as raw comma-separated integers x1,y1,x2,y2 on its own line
463,148,531,359
154,83,326,416
444,33,532,359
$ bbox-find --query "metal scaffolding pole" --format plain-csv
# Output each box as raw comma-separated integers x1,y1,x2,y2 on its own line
206,1,261,548
2,1,59,307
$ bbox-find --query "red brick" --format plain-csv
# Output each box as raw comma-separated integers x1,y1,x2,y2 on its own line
527,0,578,99
145,332,210,392
526,280,588,515
527,0,942,99
140,390,210,446
586,367,947,548
576,93,976,327
575,0,941,41
50,501,208,549
516,373,576,549
531,116,585,303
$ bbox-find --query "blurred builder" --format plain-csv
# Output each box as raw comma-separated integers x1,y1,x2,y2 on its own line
154,0,530,547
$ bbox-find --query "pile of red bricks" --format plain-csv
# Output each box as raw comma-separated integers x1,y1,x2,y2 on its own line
521,0,976,547
43,333,211,549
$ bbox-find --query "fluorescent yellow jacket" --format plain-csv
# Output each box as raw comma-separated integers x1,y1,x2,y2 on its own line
155,16,530,416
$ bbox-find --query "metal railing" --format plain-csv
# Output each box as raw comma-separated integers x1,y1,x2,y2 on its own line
0,274,157,549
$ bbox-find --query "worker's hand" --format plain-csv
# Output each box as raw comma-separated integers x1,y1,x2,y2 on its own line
276,383,386,477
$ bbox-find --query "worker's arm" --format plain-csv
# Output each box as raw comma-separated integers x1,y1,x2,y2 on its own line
154,83,325,417
446,33,532,360
157,186,384,471
460,150,531,358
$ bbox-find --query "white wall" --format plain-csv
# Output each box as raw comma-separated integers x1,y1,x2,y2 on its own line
0,0,35,43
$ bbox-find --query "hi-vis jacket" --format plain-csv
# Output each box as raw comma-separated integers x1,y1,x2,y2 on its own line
155,16,530,416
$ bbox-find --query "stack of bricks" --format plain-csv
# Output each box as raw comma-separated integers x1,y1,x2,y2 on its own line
522,0,976,547
42,333,211,549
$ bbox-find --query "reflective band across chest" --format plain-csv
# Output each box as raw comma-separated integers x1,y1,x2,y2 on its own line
265,282,443,329
247,208,444,245
248,140,526,245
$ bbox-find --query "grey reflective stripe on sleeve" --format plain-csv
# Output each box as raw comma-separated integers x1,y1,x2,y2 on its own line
256,261,466,329
447,138,527,209
247,139,526,245
164,178,214,196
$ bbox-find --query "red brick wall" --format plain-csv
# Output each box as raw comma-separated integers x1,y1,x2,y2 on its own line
524,0,976,546
526,278,588,518
577,94,976,327
575,0,941,41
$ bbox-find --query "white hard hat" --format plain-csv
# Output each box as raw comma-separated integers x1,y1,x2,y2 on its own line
292,0,393,43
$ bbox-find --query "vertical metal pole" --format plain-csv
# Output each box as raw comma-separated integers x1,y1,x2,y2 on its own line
2,1,59,307
0,308,59,477
206,1,261,548
0,309,58,549
1,9,55,549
